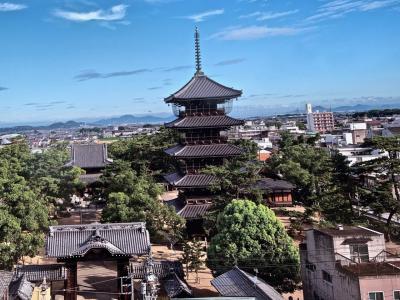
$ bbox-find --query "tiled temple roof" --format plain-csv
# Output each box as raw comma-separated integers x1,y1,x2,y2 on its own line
163,272,192,298
165,75,242,103
178,203,212,220
165,115,244,129
46,223,150,259
129,261,184,279
165,143,243,158
211,266,283,300
15,264,67,282
254,178,295,192
65,144,112,169
164,173,216,188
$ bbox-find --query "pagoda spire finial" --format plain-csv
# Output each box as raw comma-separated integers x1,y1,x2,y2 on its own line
195,26,203,75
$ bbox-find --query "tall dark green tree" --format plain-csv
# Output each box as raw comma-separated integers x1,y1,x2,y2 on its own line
355,137,400,240
207,200,300,293
100,160,185,243
108,127,178,175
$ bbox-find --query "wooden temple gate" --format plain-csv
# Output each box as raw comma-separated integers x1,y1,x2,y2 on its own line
45,223,151,300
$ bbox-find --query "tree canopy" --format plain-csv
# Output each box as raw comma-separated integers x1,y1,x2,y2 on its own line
100,160,185,243
207,199,300,293
0,142,80,269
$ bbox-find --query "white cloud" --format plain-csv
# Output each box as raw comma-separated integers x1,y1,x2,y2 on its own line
185,9,224,22
306,0,400,22
240,9,299,21
0,2,27,11
53,4,128,22
211,25,308,40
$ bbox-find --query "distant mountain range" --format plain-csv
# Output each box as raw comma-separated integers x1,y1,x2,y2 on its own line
0,115,174,134
91,114,174,126
2,102,400,134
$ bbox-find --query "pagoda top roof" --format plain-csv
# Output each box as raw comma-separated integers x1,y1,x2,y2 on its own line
164,74,242,103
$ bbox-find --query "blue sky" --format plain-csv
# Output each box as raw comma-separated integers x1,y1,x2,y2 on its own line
1,0,400,124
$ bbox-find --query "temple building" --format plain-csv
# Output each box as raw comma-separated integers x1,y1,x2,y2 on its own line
164,28,244,232
65,143,113,185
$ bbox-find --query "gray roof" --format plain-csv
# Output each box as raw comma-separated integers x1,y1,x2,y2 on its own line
8,275,33,300
164,173,216,188
0,271,13,300
46,223,151,259
255,178,295,192
15,264,67,282
66,144,112,169
130,261,184,279
165,143,243,158
178,203,212,220
163,272,192,298
211,266,283,300
165,74,242,103
165,115,244,129
315,226,382,238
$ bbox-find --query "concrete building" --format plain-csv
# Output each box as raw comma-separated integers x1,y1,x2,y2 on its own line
337,146,387,166
349,122,367,144
300,226,400,300
306,103,334,133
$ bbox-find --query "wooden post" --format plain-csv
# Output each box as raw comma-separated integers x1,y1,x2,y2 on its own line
64,261,77,300
117,258,129,300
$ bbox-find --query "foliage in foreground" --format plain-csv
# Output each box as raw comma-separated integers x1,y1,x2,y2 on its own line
207,199,300,293
0,143,81,269
100,160,185,244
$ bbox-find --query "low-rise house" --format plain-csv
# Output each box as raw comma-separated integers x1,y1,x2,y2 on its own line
300,225,400,300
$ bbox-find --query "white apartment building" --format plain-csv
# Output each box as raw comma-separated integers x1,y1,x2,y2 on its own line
306,103,335,133
301,226,400,300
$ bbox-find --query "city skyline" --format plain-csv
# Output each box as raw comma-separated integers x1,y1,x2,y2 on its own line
1,0,400,123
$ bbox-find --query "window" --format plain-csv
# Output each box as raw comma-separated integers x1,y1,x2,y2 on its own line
369,292,384,300
305,260,316,272
350,244,369,262
394,291,400,300
322,270,332,283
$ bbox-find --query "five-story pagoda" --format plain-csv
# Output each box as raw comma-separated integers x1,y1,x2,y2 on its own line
164,28,244,230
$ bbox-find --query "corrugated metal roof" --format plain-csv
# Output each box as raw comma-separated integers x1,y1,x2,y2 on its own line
164,173,216,188
165,115,244,129
165,75,242,103
211,266,283,300
15,264,67,282
46,223,150,258
66,144,112,169
130,261,184,279
165,144,243,158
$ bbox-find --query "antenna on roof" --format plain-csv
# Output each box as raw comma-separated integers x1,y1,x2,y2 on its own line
195,27,204,76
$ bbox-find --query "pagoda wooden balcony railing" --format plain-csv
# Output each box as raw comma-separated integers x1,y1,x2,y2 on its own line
180,137,228,145
172,100,233,117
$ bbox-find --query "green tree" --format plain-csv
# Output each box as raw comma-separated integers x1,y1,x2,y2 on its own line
180,239,205,282
207,200,300,293
355,137,400,240
100,160,185,242
108,127,178,175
